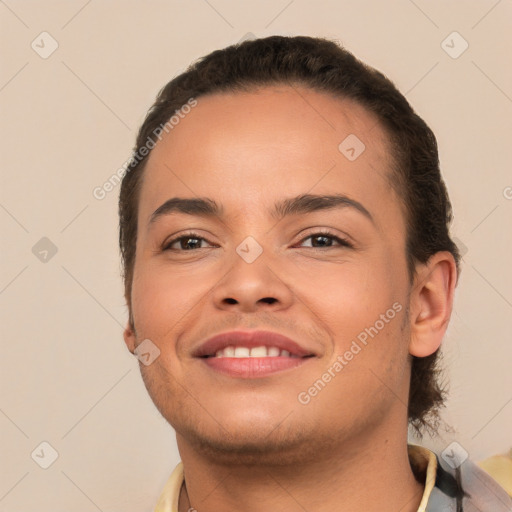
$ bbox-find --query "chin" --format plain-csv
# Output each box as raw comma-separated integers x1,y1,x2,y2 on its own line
183,428,318,467
172,409,331,467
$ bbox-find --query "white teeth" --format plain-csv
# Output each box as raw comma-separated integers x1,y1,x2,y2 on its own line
213,346,297,358
224,346,235,357
250,346,267,357
268,346,280,357
233,347,250,358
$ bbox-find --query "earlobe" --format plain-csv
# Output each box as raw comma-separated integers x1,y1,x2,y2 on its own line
408,252,457,358
123,293,136,353
123,315,136,354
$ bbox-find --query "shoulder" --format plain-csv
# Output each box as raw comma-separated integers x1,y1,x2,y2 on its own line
427,451,512,511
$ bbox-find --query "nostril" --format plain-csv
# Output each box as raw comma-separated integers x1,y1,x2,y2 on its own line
222,297,278,305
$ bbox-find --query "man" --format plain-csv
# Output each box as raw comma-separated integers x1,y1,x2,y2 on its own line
119,36,511,511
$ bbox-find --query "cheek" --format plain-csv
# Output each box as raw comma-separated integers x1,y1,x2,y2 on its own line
131,270,193,366
288,253,405,340
130,262,213,341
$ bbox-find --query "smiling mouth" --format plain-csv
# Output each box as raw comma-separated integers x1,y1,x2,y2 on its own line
199,345,315,378
203,345,313,359
194,330,316,378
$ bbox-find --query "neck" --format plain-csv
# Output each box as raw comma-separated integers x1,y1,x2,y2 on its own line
176,420,425,512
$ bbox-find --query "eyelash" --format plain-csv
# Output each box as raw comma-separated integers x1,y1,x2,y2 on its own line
162,230,354,251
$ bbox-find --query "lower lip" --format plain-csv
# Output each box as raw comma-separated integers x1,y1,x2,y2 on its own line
201,356,311,378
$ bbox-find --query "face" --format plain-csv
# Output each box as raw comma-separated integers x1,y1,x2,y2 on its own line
125,86,414,464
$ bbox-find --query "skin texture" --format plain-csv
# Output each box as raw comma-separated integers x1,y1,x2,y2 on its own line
123,85,457,512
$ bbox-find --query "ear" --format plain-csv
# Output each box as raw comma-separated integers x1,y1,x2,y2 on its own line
123,297,136,354
408,251,458,358
123,320,136,354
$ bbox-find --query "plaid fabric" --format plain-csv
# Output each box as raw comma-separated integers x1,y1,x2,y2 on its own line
426,454,512,511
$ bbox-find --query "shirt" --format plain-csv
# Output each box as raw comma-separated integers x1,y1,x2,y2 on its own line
153,444,512,512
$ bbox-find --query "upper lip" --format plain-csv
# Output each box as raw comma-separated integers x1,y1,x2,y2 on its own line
194,330,316,358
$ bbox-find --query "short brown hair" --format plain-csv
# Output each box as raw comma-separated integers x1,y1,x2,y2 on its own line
119,35,460,436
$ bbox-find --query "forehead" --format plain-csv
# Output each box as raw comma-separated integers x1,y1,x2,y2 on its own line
137,85,401,227
149,85,392,159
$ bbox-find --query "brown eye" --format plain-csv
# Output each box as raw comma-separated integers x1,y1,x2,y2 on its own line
163,233,212,251
310,235,334,247
177,237,204,250
299,232,353,249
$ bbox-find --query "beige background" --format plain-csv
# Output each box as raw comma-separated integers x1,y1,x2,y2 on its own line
1,1,511,510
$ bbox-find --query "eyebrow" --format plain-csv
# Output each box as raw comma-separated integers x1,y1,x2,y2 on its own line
148,193,374,227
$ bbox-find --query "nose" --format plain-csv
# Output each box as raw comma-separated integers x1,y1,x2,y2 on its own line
210,246,295,313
